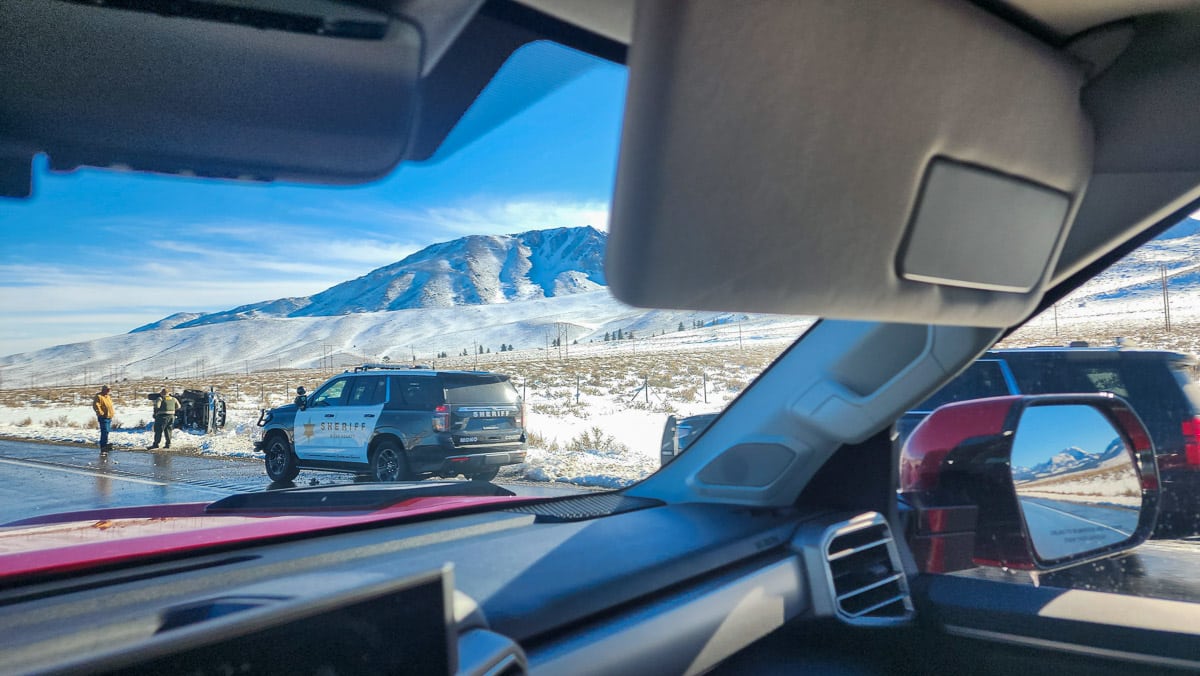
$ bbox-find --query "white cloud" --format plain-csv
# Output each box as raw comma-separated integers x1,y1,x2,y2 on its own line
1,197,609,355
300,198,611,236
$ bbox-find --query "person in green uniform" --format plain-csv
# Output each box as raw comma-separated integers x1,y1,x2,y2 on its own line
149,388,180,449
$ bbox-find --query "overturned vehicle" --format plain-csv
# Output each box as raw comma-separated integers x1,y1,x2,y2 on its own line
148,388,228,433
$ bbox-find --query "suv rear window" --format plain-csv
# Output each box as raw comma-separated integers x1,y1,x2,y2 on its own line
443,375,519,404
913,360,1010,412
346,376,387,406
1004,356,1127,396
388,376,445,410
1004,353,1194,448
1170,365,1200,412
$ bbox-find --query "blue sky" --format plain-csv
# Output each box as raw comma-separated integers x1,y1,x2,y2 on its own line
0,42,626,357
1011,404,1124,470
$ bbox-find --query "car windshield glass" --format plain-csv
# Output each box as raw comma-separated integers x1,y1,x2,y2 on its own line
0,39,800,522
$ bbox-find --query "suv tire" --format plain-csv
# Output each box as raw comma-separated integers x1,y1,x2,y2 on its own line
264,436,300,482
370,440,408,482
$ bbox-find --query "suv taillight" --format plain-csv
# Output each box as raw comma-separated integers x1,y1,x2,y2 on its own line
1183,417,1200,466
433,404,450,432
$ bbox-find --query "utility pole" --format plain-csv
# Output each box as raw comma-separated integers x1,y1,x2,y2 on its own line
1161,264,1172,332
738,321,743,350
1053,304,1059,337
703,372,708,404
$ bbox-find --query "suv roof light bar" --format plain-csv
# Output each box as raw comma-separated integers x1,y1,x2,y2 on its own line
354,363,433,372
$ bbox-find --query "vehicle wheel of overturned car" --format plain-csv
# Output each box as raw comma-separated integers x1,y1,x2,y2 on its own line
264,436,300,482
370,441,407,482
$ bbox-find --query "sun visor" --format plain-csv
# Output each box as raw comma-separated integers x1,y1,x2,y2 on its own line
606,0,1092,328
0,0,444,197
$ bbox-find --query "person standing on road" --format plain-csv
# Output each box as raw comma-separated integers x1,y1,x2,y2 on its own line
149,388,180,449
92,385,114,454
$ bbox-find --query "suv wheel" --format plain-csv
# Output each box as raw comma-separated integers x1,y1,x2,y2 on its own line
264,436,300,482
370,440,408,482
467,467,500,482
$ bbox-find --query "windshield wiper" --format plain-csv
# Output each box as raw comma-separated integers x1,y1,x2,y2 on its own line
205,481,515,514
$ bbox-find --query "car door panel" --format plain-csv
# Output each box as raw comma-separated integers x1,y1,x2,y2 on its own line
295,378,350,460
914,574,1200,674
325,376,387,464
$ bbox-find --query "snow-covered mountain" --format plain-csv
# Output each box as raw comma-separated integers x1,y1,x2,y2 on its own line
1012,438,1126,482
7,218,1200,387
1037,218,1200,330
134,226,607,332
0,223,808,385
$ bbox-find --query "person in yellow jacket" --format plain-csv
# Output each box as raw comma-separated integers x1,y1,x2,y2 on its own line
149,388,180,449
92,385,114,453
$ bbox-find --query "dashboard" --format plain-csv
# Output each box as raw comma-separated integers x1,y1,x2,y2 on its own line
0,495,913,674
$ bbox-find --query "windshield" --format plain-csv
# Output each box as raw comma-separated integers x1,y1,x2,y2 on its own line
0,39,799,519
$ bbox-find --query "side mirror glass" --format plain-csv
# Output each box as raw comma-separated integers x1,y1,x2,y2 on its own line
1011,404,1143,563
900,394,1158,573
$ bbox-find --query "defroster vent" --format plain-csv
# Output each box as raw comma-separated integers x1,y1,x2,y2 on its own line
822,513,913,625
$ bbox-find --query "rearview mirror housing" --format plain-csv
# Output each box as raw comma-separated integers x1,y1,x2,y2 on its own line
0,1,423,196
900,394,1159,574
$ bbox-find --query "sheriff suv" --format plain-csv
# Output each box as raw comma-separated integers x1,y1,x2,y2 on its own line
255,365,527,483
896,346,1200,534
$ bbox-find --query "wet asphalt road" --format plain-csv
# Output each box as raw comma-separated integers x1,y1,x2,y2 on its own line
0,439,587,524
3,439,1200,604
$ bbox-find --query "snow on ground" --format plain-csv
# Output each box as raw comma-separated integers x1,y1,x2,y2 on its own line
5,218,1200,490
1018,490,1141,508
0,399,681,488
1016,465,1143,508
0,403,262,458
0,334,785,489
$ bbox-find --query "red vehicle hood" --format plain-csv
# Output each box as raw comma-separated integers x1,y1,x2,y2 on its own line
0,495,532,580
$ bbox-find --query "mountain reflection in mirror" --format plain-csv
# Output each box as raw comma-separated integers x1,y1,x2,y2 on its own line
1010,404,1143,562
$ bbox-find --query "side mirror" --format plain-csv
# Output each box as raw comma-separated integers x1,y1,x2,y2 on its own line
660,415,679,467
900,394,1158,574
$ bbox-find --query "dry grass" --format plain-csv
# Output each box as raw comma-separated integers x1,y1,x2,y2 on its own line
42,414,73,428
0,341,793,419
564,426,629,454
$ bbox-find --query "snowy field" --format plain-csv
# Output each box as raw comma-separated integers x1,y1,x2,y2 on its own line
4,218,1200,491
0,337,799,490
1016,464,1143,509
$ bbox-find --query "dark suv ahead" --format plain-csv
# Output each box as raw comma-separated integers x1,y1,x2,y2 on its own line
255,365,527,483
896,346,1200,531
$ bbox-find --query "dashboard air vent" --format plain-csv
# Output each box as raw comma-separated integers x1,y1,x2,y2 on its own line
823,513,914,625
